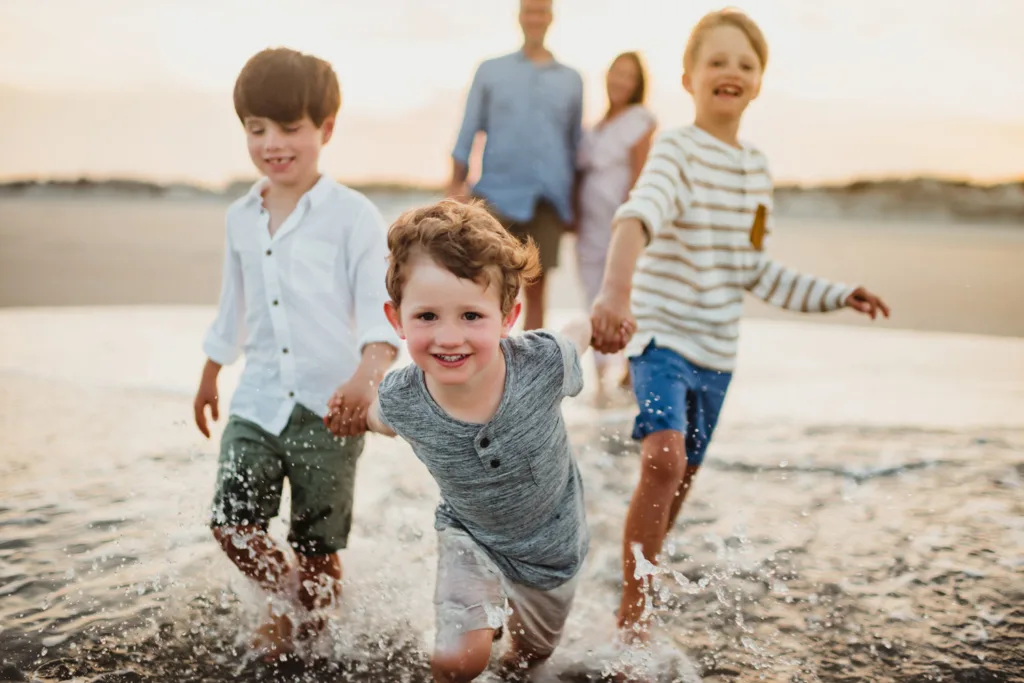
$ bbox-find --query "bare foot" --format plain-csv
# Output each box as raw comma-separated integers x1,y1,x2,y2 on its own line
609,623,655,683
251,609,294,664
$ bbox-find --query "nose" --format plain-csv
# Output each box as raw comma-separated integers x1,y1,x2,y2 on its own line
433,321,465,348
263,126,284,151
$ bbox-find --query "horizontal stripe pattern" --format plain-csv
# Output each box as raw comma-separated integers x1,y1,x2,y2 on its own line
612,125,855,371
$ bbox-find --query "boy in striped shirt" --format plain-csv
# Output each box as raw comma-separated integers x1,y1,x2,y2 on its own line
590,9,890,644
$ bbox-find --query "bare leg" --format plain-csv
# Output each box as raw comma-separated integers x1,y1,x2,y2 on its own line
665,465,701,532
497,601,554,680
617,430,688,641
522,274,546,331
431,629,495,683
212,525,295,660
295,551,342,640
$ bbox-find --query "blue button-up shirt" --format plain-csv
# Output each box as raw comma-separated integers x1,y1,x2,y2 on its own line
452,50,584,224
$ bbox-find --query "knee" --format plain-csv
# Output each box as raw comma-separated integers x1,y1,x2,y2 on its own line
430,648,490,683
639,432,688,487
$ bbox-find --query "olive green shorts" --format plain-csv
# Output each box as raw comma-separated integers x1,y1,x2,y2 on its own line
484,198,566,271
210,404,364,555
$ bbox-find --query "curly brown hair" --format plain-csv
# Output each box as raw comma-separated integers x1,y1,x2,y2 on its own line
233,47,341,127
386,199,541,316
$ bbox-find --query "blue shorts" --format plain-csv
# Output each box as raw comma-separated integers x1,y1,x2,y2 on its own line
628,340,732,467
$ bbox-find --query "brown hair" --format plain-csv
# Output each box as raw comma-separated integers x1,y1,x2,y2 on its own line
683,8,768,73
612,51,648,107
233,48,341,127
386,200,541,316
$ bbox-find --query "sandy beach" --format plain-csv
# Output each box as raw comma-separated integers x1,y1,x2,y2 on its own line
1,194,1023,682
1,195,1023,338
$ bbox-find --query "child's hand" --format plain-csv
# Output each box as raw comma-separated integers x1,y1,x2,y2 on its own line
193,378,219,439
844,287,890,320
324,375,375,438
591,290,636,354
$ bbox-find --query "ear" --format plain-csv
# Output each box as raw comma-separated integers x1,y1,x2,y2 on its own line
501,301,522,338
383,301,405,339
320,116,336,145
682,71,694,95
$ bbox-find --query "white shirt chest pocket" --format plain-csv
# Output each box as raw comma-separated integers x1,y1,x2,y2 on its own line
289,238,339,293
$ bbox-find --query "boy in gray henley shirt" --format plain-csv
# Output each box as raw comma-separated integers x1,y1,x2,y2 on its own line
326,200,629,681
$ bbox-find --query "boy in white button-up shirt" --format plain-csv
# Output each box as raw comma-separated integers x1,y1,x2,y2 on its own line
191,47,400,661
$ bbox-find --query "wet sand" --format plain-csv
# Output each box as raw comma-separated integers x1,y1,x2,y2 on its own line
1,196,1023,338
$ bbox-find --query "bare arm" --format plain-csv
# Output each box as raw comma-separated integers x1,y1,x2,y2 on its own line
560,316,593,359
598,217,647,306
352,342,397,387
367,398,396,438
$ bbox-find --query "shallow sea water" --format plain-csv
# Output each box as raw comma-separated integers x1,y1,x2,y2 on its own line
1,309,1022,682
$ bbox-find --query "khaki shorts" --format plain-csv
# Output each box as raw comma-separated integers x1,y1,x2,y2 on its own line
485,198,566,271
210,404,364,555
433,528,579,657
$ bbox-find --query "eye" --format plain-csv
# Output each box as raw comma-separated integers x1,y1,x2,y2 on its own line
711,59,725,67
249,128,265,136
463,312,482,321
416,312,438,321
283,126,301,133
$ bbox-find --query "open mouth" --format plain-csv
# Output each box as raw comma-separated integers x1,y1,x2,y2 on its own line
713,84,742,98
432,353,469,368
264,156,295,172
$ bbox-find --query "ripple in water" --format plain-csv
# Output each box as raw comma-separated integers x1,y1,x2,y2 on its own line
2,382,1023,681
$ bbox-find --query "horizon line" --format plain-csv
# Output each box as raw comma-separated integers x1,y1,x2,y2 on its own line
1,172,1022,194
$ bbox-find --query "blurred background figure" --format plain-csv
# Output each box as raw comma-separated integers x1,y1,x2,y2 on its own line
447,0,584,331
574,51,655,402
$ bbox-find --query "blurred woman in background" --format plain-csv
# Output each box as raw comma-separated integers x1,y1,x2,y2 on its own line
575,51,656,401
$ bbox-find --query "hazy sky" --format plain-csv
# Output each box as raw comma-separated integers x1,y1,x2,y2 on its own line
1,0,1022,185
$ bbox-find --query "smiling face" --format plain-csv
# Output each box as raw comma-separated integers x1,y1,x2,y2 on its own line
683,24,763,123
385,255,520,388
606,54,642,109
243,115,333,189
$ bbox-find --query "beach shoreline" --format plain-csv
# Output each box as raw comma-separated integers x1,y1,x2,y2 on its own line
2,195,1023,339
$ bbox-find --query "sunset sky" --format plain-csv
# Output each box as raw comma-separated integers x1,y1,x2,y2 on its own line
1,0,1022,186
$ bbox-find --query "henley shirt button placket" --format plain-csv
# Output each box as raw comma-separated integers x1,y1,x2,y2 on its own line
478,436,499,468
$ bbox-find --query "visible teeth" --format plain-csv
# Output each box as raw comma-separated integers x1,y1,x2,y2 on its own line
437,354,465,362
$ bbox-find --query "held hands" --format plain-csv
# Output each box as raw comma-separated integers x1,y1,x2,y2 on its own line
844,286,891,320
590,289,637,354
324,373,377,438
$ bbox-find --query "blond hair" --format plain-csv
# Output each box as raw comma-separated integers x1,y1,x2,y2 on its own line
386,199,541,316
683,8,768,73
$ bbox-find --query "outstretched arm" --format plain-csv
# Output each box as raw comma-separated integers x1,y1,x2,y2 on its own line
560,316,594,359
367,399,396,438
746,255,890,319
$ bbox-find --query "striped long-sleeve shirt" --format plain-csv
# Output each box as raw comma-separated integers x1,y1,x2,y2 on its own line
612,125,855,372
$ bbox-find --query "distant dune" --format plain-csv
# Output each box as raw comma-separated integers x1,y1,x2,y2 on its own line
2,176,1022,224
